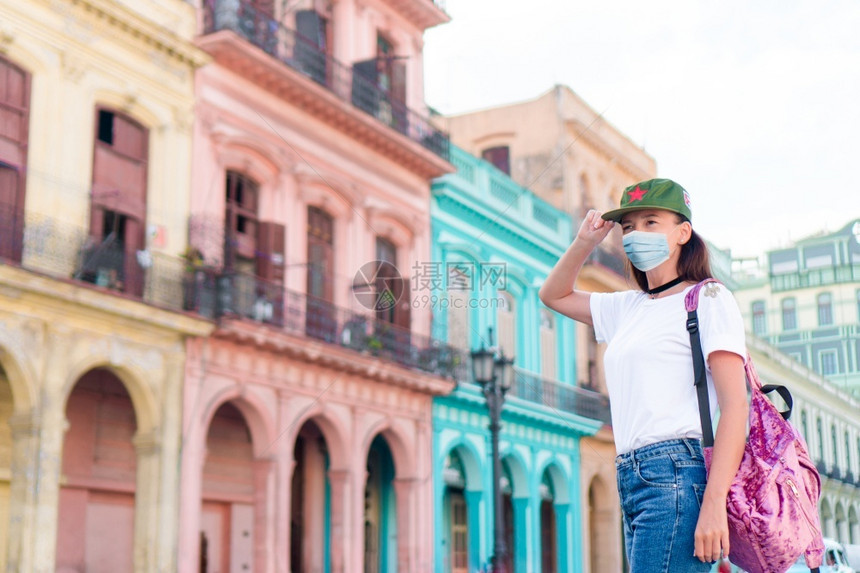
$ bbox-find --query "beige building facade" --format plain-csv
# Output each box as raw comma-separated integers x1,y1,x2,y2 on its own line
0,0,212,571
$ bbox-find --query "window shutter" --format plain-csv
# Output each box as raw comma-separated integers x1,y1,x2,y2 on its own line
295,10,322,46
256,221,285,284
0,166,22,261
0,56,30,263
351,59,379,116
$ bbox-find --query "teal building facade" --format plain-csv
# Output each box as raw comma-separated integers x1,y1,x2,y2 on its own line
429,147,609,572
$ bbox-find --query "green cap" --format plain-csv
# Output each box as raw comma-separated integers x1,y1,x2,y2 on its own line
601,178,692,222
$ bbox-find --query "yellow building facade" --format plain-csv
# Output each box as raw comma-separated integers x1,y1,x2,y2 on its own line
0,0,211,570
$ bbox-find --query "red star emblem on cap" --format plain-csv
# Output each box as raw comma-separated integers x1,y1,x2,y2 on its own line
627,185,647,202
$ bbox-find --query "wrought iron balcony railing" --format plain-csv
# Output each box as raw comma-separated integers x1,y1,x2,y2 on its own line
184,267,467,379
0,208,463,378
510,366,612,425
0,209,188,312
202,0,449,160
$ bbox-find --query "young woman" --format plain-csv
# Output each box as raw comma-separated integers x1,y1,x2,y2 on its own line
538,179,749,572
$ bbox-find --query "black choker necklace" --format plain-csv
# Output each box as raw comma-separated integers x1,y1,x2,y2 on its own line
646,277,683,298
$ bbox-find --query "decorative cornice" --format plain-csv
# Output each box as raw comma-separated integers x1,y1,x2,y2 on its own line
44,0,210,68
213,319,457,397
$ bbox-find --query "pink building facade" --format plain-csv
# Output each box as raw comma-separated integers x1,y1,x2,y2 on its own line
180,1,455,571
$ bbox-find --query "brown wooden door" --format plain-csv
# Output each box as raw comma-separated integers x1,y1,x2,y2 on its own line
257,221,285,324
541,499,557,573
306,206,335,341
449,489,468,573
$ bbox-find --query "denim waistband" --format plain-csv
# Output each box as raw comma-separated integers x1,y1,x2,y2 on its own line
615,438,703,466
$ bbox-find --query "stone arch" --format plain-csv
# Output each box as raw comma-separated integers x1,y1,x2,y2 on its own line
0,38,50,77
199,385,277,459
295,169,361,217
820,497,835,539
587,473,615,573
500,449,529,499
92,89,165,133
366,208,415,253
61,356,159,436
835,501,848,541
216,138,282,191
536,459,570,504
359,417,416,479
442,438,483,492
0,332,36,414
284,404,349,472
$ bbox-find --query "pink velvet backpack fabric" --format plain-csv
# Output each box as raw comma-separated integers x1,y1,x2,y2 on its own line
686,280,824,573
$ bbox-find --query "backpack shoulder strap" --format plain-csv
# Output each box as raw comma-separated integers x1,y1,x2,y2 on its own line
685,279,721,448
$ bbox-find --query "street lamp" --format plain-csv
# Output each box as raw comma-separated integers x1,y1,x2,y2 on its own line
471,331,515,573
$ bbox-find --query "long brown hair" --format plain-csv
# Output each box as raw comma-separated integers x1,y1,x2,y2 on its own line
630,215,713,291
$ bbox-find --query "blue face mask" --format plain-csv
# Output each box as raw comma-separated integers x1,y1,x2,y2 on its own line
622,230,671,271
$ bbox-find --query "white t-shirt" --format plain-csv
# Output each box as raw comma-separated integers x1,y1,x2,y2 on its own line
590,283,747,455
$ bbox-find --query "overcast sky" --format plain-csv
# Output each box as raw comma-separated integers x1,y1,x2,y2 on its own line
423,0,860,259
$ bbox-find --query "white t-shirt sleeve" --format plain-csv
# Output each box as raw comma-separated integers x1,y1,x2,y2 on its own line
697,284,747,366
590,290,637,343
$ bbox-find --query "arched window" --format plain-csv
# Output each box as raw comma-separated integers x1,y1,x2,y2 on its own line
481,146,510,175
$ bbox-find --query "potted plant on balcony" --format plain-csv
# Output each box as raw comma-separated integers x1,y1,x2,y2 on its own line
181,246,216,315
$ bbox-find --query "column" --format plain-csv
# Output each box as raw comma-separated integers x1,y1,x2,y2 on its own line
5,412,40,572
31,330,74,573
253,458,274,573
465,490,483,573
132,431,162,573
156,354,184,572
327,468,351,573
554,503,570,573
512,498,529,573
393,477,417,572
177,426,206,573
274,394,294,573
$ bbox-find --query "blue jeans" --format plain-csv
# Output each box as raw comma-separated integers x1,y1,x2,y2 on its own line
615,438,712,573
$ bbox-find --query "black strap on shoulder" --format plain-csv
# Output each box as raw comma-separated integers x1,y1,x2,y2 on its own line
761,384,793,421
686,308,714,448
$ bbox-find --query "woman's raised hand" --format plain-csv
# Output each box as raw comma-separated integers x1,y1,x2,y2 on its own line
576,209,615,245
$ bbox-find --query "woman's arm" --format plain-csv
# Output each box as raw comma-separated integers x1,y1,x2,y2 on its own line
538,210,614,325
694,350,749,563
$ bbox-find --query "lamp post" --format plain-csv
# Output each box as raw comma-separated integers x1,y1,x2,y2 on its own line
471,331,515,573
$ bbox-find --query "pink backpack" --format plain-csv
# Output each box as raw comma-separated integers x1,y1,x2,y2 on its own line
686,280,824,573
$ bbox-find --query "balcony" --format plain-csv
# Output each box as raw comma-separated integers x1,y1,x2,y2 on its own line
509,367,611,425
184,267,466,379
0,209,189,313
199,0,451,177
770,263,860,292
